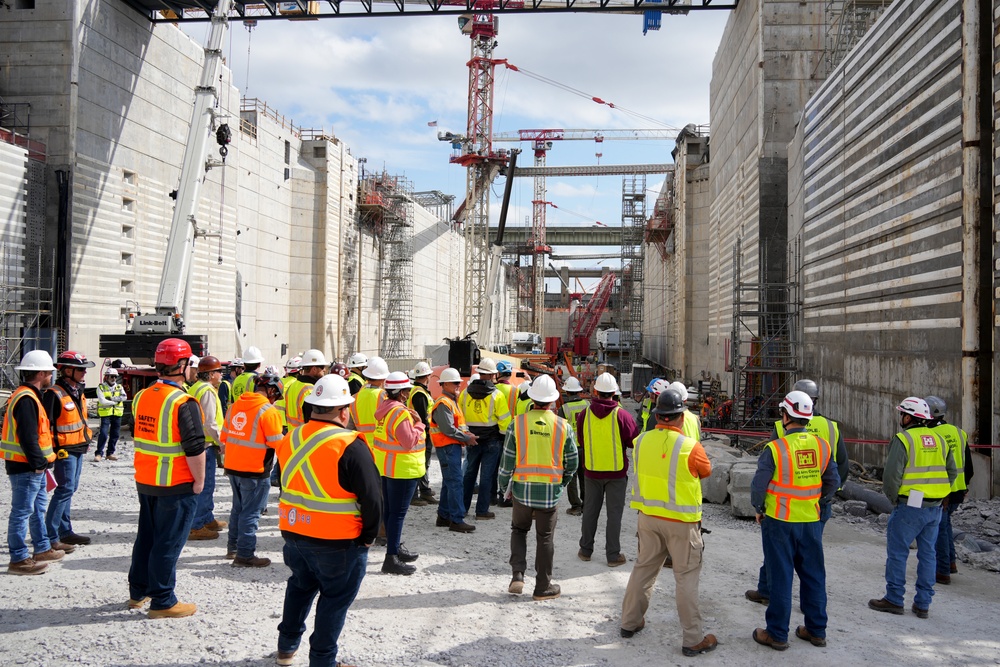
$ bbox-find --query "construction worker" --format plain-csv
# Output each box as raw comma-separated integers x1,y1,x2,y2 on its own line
459,358,512,519
750,390,837,651
746,377,848,605
641,379,669,431
925,396,974,585
638,377,661,429
494,359,517,415
231,346,264,401
43,350,96,549
3,350,63,575
559,376,590,516
329,361,349,381
576,372,639,567
515,379,533,415
348,355,389,449
869,397,956,619
221,372,284,567
274,355,301,431
620,388,716,656
219,358,242,415
407,361,438,506
275,374,382,667
128,338,206,619
94,368,126,461
373,372,426,575
284,349,328,431
183,355,199,389
430,367,477,533
187,355,227,540
498,374,577,600
346,352,368,396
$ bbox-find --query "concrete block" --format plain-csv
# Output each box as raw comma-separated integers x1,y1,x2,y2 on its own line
843,500,869,517
702,459,734,505
728,462,759,518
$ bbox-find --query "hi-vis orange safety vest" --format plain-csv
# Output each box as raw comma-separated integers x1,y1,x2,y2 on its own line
1,386,56,464
372,403,426,479
765,432,830,522
429,395,466,448
278,422,363,540
48,384,92,447
132,382,196,488
512,410,567,484
222,392,284,474
350,386,386,449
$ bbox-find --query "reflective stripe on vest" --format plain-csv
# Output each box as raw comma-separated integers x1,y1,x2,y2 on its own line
223,396,283,474
278,424,363,539
349,386,385,448
97,382,126,418
516,395,532,416
582,406,623,472
630,429,702,521
429,395,466,448
274,375,296,427
776,415,840,464
49,385,91,445
934,423,968,493
1,387,56,463
190,380,224,444
898,428,951,499
132,383,195,487
512,410,566,483
231,372,257,402
495,383,514,416
459,389,511,430
682,410,701,442
407,384,432,433
373,403,426,478
284,378,313,429
562,398,589,436
765,432,829,522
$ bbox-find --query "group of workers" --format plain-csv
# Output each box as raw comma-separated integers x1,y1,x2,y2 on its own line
1,342,977,664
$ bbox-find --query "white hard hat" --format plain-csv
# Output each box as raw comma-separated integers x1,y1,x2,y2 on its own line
527,375,560,403
668,381,688,402
299,349,328,368
242,346,265,364
781,390,814,420
439,368,462,384
264,365,281,376
593,372,619,394
305,374,354,408
562,377,584,393
470,373,480,382
385,371,413,391
651,379,669,395
362,356,390,380
285,356,302,370
411,361,432,378
348,352,368,368
189,355,200,367
231,358,244,367
104,368,119,377
897,396,931,420
477,358,498,375
16,350,55,372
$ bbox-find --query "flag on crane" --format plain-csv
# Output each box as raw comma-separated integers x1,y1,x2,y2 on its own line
427,120,438,127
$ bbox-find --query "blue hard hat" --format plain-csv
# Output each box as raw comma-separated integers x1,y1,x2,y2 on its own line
496,360,513,373
645,377,661,393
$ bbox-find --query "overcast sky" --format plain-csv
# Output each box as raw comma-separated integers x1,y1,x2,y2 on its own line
184,9,729,285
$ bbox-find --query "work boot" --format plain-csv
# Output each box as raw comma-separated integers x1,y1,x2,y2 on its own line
566,506,583,516
449,521,475,533
682,634,718,656
51,540,77,554
498,498,513,508
867,597,905,615
950,561,958,574
508,572,524,595
59,533,92,546
397,544,419,563
276,650,296,666
936,572,951,585
911,604,929,619
795,626,827,647
663,554,673,569
94,454,103,462
382,554,416,576
435,515,451,528
620,620,645,638
106,454,119,461
752,628,788,651
419,491,439,505
148,601,197,619
204,519,228,531
7,557,48,576
532,584,561,601
232,555,271,568
476,511,496,520
188,527,219,541
225,551,236,560
410,497,429,507
127,596,150,610
33,548,65,562
578,549,591,562
608,554,627,567
745,589,769,605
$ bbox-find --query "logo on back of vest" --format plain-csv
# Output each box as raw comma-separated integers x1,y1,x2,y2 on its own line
795,450,817,469
920,435,937,450
231,412,248,431
287,507,297,525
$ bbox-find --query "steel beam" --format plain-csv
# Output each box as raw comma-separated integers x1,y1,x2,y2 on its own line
513,163,672,177
497,225,621,246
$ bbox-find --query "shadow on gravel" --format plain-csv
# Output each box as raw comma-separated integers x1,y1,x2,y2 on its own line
0,602,144,633
352,588,488,611
422,634,607,667
109,660,273,667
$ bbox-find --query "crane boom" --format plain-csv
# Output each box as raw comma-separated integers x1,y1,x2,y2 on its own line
492,127,699,142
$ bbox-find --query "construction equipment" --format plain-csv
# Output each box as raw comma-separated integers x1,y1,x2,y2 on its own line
479,149,519,350
568,270,616,356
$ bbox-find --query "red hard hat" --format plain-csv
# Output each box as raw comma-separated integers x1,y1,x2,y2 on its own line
56,350,96,368
155,338,193,366
330,362,349,379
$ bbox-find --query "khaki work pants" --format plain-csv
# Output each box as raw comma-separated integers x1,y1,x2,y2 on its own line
621,512,705,646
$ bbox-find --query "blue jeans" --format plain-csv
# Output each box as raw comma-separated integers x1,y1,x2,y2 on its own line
227,475,271,557
46,451,83,542
96,416,121,456
462,436,501,515
278,538,368,667
382,476,417,556
756,502,831,597
128,491,199,610
436,444,465,523
7,471,51,562
935,502,957,575
885,502,941,609
761,517,827,643
193,446,219,528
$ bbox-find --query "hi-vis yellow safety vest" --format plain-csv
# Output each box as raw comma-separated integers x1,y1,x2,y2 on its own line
275,375,297,429
640,397,654,430
897,427,951,500
933,423,968,493
765,432,829,522
189,380,223,445
630,428,702,522
516,394,532,416
284,378,313,429
776,415,839,465
495,383,514,417
682,410,702,442
350,386,386,449
372,403,426,479
512,410,567,484
582,406,623,472
459,388,512,432
97,382,126,418
231,372,257,402
562,398,589,437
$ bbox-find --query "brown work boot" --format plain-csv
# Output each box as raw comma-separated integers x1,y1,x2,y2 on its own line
106,454,119,461
577,549,591,562
204,519,228,531
795,625,827,647
127,596,150,610
532,583,561,601
683,634,718,656
33,548,65,562
449,521,475,533
51,540,77,554
566,506,583,516
225,551,236,560
476,512,496,520
508,571,524,595
752,628,788,651
410,497,429,507
868,597,904,615
620,619,645,638
94,454,103,462
950,561,958,574
232,555,271,568
276,650,296,666
911,604,929,619
59,533,92,546
435,515,451,527
148,601,197,619
745,589,769,605
7,557,48,576
188,527,219,541
936,572,951,585
608,554,627,567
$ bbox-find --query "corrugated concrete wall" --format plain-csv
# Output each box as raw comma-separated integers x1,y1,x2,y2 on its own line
0,141,28,253
793,0,963,466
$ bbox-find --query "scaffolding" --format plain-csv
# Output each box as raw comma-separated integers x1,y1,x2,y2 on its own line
617,175,646,374
1,244,55,390
823,0,892,72
358,171,414,359
729,237,801,435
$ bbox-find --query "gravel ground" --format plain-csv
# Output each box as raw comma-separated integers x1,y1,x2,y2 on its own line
1,415,999,667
